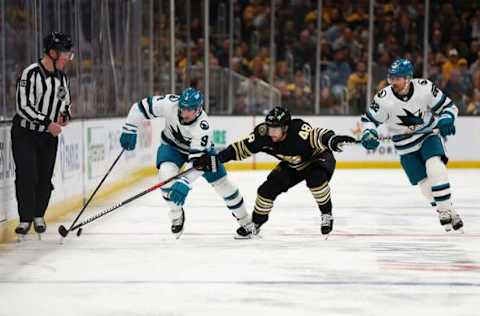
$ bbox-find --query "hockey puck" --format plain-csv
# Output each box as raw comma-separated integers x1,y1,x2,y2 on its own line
58,225,69,237
76,228,83,237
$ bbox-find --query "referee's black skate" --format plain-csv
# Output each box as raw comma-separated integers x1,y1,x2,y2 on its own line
33,217,47,239
321,213,334,238
15,222,32,242
171,209,185,239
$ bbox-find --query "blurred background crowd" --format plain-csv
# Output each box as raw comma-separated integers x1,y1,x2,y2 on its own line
1,0,479,119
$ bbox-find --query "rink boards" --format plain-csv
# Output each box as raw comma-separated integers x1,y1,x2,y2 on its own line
1,116,479,241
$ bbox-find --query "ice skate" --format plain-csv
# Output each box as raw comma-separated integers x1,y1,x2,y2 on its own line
321,213,334,239
437,209,453,232
449,210,464,233
15,222,32,242
235,222,259,239
171,209,185,239
33,217,46,240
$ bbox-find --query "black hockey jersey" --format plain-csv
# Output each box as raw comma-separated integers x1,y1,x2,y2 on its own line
218,119,336,170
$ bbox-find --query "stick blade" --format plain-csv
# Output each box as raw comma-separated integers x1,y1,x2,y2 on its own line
58,225,69,237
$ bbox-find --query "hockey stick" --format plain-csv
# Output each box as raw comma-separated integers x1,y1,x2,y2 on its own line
61,167,195,238
58,149,125,238
353,128,438,144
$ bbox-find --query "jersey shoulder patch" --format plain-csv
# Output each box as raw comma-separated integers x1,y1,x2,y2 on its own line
256,123,268,136
377,89,387,98
417,79,429,85
199,120,209,130
168,94,180,102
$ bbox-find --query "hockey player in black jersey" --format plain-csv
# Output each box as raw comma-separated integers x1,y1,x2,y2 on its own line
194,107,356,238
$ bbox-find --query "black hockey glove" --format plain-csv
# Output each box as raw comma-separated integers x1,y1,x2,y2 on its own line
328,135,356,152
192,153,218,173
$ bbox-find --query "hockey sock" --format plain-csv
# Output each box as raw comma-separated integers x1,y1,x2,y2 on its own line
426,157,452,211
159,162,183,220
211,176,249,225
419,178,437,207
309,182,332,214
252,194,273,226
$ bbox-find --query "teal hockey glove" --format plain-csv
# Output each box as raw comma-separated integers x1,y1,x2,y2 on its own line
169,178,191,206
120,123,137,151
361,129,380,150
437,114,455,137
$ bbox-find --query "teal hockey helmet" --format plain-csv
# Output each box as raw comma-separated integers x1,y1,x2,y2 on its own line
388,58,413,79
179,87,204,110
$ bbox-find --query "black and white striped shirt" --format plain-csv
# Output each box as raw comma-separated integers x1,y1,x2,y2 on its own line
15,60,71,132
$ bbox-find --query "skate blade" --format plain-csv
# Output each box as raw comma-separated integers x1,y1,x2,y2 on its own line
443,224,453,232
234,233,261,240
234,235,252,240
173,230,184,240
16,234,27,243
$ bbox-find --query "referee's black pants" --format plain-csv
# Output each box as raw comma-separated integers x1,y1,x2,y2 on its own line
11,124,58,222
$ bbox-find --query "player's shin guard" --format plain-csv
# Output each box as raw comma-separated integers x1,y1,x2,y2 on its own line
419,178,436,207
252,194,273,229
211,176,251,227
159,162,185,236
426,157,463,231
310,182,334,235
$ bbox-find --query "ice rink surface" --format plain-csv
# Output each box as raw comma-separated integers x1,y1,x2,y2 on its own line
1,169,479,316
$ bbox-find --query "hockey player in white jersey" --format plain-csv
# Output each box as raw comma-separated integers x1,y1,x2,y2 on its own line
360,59,463,232
119,87,254,238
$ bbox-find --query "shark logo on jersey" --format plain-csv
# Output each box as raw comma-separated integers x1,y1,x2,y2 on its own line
170,125,191,146
397,108,424,130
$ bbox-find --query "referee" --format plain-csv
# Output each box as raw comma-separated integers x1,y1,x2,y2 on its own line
11,32,73,238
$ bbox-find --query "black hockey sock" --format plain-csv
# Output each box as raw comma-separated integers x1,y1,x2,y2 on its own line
319,200,332,215
252,211,269,227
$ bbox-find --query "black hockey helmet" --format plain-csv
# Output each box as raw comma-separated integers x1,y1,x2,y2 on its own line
265,106,291,128
43,32,73,53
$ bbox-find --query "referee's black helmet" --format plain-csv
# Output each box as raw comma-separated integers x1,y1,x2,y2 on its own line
43,32,73,53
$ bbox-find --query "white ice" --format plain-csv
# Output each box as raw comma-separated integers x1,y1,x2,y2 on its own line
0,169,479,316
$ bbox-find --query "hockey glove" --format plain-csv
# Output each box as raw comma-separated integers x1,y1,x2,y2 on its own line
169,178,191,206
361,129,380,150
120,123,138,151
328,135,356,152
437,114,455,137
192,154,218,172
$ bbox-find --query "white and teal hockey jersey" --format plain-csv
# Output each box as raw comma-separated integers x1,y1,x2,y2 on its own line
361,79,458,155
124,94,213,160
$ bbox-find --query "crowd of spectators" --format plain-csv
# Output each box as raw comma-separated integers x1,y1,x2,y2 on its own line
2,1,480,118
202,0,480,115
